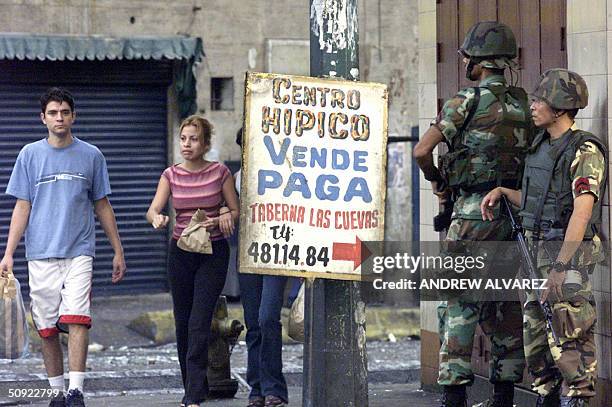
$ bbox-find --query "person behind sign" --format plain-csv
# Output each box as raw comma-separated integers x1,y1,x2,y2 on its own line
234,128,289,407
0,87,126,407
146,115,239,407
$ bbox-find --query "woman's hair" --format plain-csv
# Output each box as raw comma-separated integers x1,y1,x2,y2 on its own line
179,115,213,146
236,128,243,147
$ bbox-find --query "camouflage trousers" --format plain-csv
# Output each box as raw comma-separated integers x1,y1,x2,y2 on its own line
437,218,525,386
523,264,597,398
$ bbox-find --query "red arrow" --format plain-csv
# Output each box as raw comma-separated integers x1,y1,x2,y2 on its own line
332,236,371,270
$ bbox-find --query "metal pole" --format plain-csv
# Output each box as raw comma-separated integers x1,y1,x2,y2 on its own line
304,1,368,406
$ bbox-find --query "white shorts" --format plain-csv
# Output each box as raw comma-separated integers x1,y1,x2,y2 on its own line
28,256,93,338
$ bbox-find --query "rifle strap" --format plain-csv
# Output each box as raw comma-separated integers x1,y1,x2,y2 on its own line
459,87,481,141
443,87,481,151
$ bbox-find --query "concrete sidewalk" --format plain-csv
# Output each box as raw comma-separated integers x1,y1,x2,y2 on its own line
0,293,542,406
0,341,422,403
2,293,430,406
14,383,441,407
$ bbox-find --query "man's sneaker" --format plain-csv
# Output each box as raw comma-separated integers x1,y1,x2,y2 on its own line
48,391,65,407
471,401,516,407
65,389,85,407
247,396,265,407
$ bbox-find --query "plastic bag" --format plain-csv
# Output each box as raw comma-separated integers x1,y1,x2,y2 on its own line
287,282,305,342
0,270,29,359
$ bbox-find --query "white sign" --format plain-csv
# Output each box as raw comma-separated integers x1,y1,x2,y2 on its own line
239,72,388,280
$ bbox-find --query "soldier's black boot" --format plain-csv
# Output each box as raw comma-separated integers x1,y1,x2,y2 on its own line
560,396,589,407
536,381,561,407
440,385,467,407
490,381,514,407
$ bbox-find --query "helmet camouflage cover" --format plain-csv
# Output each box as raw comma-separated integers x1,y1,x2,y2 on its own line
531,68,589,110
460,21,518,69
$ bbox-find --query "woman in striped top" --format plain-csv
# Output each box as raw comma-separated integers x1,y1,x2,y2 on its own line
146,115,239,407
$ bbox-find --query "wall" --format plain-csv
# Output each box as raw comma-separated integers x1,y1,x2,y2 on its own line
567,1,612,401
416,0,440,387
358,0,418,252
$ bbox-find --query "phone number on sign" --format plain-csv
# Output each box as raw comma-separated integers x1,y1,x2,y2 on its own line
8,389,60,398
247,242,330,267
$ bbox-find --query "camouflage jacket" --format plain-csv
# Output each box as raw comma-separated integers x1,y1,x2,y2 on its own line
432,75,532,220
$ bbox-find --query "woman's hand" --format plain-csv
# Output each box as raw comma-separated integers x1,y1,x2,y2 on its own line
218,208,235,237
147,176,171,228
202,217,219,232
480,187,503,221
152,214,169,229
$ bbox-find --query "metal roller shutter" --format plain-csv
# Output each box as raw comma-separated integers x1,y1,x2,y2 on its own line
0,61,171,296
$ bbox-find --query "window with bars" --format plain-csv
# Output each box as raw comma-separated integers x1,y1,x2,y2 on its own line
211,77,234,111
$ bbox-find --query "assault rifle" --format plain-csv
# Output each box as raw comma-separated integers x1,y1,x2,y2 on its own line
432,171,454,232
501,195,559,345
433,195,454,232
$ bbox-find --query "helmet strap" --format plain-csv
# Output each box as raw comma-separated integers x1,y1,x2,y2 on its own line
466,59,477,80
551,109,566,125
508,66,519,86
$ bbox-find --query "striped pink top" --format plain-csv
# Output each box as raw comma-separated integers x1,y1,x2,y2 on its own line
162,162,231,241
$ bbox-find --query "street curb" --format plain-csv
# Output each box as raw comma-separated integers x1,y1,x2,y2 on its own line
0,368,420,404
128,306,420,346
283,368,420,387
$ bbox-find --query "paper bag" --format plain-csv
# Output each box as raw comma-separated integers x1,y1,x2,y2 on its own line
287,282,305,342
177,209,213,254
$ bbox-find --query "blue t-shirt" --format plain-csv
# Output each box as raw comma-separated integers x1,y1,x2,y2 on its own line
6,137,111,260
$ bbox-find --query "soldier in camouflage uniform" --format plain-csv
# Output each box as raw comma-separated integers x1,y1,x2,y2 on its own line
414,21,532,407
481,69,606,407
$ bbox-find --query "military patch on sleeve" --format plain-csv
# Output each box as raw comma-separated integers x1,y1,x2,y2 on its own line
574,177,591,194
570,141,605,200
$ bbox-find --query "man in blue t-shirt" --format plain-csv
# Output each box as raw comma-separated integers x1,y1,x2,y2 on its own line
0,88,126,407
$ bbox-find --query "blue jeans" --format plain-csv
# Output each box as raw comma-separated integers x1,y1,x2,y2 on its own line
238,273,288,402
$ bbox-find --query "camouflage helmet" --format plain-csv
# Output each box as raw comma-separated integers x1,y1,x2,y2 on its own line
531,68,589,110
478,57,517,70
460,21,517,69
